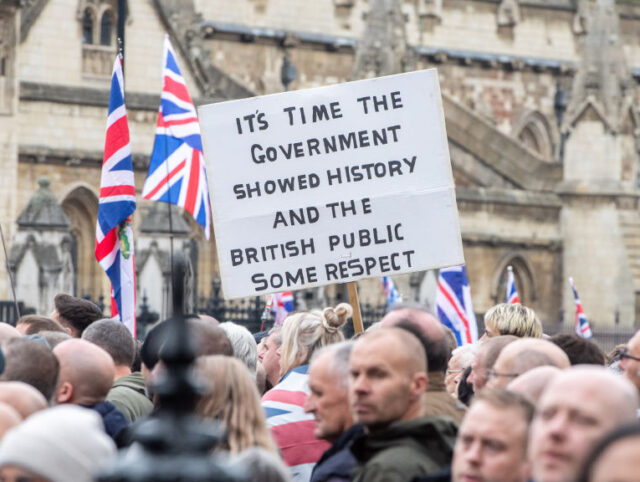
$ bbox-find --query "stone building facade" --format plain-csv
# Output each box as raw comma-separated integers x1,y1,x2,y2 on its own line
1,0,640,328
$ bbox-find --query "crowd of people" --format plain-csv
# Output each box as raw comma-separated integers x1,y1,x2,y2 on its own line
0,293,638,481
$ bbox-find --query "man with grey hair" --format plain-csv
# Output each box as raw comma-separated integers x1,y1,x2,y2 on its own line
219,321,258,379
82,319,153,422
304,341,361,482
529,366,639,482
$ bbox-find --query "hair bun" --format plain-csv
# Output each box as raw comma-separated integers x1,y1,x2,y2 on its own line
322,303,353,333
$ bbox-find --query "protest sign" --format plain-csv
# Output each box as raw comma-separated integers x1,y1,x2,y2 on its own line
198,69,464,299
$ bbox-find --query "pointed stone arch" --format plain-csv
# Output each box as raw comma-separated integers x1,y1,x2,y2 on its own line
490,252,537,305
61,184,101,299
513,110,558,162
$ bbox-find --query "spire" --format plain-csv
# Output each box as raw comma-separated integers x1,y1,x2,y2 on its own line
566,0,633,129
351,0,412,79
16,177,70,231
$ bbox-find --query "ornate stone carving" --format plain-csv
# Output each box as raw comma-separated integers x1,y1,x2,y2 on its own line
417,0,442,32
352,0,413,79
82,44,115,79
497,0,519,27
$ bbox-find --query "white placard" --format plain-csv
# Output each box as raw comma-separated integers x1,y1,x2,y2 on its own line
198,69,464,299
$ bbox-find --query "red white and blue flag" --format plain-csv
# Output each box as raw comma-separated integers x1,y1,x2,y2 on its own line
262,365,330,481
506,265,520,304
271,291,294,326
142,35,211,239
436,265,478,346
569,277,592,338
95,54,136,336
382,276,402,309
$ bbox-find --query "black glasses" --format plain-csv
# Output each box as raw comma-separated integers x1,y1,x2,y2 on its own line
620,348,640,362
487,369,519,379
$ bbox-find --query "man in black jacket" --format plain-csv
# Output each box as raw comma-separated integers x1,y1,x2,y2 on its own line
305,341,362,482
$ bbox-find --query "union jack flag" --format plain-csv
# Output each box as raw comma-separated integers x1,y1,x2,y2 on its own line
382,276,402,309
142,35,211,239
569,277,592,338
506,265,520,304
436,265,478,346
271,291,294,326
95,54,136,336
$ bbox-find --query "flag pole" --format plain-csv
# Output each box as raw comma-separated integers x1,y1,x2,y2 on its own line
347,281,364,334
117,0,126,73
0,223,20,321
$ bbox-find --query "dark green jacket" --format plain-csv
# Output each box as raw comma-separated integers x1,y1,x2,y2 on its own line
106,372,153,423
350,416,457,482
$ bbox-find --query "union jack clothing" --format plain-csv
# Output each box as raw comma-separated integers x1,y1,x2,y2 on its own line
143,35,212,239
262,365,330,481
382,276,402,309
95,54,136,336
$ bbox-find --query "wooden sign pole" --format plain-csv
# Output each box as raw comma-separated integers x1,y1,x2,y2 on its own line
347,281,364,334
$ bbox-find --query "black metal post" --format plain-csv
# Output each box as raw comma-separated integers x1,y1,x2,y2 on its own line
117,0,126,71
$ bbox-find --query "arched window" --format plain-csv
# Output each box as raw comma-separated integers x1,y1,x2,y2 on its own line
491,254,537,306
513,110,558,162
82,9,94,44
100,11,113,46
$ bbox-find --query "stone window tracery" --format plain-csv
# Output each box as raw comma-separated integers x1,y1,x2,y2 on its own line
77,0,120,79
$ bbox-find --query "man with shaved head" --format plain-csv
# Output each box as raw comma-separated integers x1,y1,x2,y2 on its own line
529,366,639,482
486,338,570,389
349,328,457,481
0,382,47,419
53,339,129,446
507,366,561,404
468,335,517,391
380,303,465,424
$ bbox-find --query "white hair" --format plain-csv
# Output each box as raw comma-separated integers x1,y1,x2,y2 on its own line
451,344,478,366
219,322,258,378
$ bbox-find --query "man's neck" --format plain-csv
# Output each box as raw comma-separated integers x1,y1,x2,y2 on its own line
113,365,132,381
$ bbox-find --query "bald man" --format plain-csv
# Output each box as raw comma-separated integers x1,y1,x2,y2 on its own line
0,382,47,419
486,338,570,389
507,366,561,404
380,304,465,424
0,403,21,440
529,366,639,482
53,339,129,446
349,328,457,482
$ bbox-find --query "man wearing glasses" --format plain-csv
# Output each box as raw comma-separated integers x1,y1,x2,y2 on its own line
620,331,640,399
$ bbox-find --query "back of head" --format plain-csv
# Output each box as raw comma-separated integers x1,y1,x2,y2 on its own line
196,355,275,454
484,303,542,338
507,365,561,403
38,330,72,349
231,447,291,482
482,335,519,371
501,338,570,370
510,349,555,374
381,303,450,373
82,318,135,368
53,339,115,405
0,403,21,440
0,338,59,401
0,323,20,345
16,315,65,335
279,303,351,376
0,405,116,482
53,294,104,336
0,381,48,419
219,321,258,377
550,333,605,365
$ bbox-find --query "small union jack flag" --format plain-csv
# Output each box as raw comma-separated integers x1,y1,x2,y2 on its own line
271,291,294,326
506,265,520,304
569,277,592,338
382,276,402,309
142,35,212,239
436,265,478,346
95,54,136,336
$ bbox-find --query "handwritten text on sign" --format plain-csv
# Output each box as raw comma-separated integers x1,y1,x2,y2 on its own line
198,70,464,299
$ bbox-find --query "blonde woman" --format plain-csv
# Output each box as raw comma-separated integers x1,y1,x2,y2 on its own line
196,355,277,455
481,303,543,340
261,303,352,482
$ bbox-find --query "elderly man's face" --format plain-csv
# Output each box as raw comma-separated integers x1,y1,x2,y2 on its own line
0,465,49,482
304,352,351,443
620,332,640,392
445,354,466,396
258,334,281,387
452,400,531,482
468,348,488,391
529,377,622,482
349,335,420,432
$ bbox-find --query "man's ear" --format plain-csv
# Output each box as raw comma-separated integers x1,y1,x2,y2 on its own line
410,372,429,401
56,381,73,404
